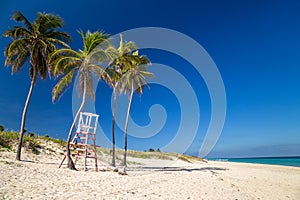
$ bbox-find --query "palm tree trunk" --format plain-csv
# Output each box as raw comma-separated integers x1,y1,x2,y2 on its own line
122,83,134,167
66,77,87,170
111,87,117,167
16,80,35,161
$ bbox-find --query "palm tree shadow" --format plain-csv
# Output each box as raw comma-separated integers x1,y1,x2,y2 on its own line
21,159,60,165
127,166,228,172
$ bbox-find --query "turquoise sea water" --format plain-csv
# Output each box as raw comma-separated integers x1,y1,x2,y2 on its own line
209,157,300,167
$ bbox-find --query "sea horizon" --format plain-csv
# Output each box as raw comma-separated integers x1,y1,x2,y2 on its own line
208,156,300,168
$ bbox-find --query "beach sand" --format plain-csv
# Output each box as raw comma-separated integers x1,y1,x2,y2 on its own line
0,150,299,200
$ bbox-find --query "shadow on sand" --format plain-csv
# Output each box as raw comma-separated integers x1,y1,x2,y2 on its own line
127,166,227,172
21,159,59,166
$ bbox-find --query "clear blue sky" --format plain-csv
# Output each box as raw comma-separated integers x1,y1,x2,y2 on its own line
0,0,299,158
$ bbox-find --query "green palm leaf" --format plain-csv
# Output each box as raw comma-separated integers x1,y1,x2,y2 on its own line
52,69,76,102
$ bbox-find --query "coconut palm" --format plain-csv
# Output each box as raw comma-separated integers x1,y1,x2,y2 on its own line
106,34,137,167
119,51,153,172
3,11,71,161
50,30,115,170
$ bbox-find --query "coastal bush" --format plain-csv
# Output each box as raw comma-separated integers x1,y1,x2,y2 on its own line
28,132,36,137
0,131,19,149
0,124,4,132
178,154,204,163
0,130,68,155
42,136,66,146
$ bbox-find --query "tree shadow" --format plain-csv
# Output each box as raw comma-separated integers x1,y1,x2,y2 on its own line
21,159,60,165
127,166,228,172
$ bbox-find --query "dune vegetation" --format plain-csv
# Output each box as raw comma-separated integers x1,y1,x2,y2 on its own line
0,130,204,164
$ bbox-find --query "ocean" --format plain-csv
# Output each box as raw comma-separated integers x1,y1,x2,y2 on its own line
209,156,300,168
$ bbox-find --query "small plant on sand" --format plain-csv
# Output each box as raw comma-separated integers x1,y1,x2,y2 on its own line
40,135,66,147
178,154,204,163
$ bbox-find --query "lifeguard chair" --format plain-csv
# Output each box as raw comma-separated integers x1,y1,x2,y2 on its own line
59,112,99,171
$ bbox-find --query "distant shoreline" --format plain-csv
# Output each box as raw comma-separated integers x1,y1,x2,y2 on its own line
208,156,300,168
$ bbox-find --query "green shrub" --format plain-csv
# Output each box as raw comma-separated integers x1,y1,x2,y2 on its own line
28,132,35,137
0,124,4,132
0,131,19,149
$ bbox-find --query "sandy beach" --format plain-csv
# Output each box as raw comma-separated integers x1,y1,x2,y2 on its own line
0,149,299,200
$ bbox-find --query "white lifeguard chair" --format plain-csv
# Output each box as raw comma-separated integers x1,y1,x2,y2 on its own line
59,112,99,171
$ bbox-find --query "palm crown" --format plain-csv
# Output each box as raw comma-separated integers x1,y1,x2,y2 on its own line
50,30,116,102
119,51,153,95
4,11,71,83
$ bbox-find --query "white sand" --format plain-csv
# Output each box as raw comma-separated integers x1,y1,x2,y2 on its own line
0,150,299,200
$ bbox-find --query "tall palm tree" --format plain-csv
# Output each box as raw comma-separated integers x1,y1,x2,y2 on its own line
106,34,137,167
119,51,153,172
50,30,115,170
3,11,71,161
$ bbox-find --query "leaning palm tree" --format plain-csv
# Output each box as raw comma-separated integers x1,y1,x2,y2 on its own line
119,51,153,173
106,34,137,167
3,11,71,161
50,30,115,170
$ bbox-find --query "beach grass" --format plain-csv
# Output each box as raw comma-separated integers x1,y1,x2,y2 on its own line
0,131,203,162
97,147,175,160
0,131,65,154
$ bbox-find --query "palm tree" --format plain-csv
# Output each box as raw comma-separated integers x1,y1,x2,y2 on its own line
50,30,116,170
3,11,71,161
106,34,137,167
119,51,153,173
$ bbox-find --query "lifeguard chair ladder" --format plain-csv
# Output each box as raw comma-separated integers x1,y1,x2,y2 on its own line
59,112,99,171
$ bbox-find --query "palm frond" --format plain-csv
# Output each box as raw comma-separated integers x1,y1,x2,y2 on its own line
11,11,34,33
12,49,29,74
4,38,30,73
51,56,81,76
4,38,28,58
37,51,47,80
35,12,64,33
90,64,112,87
52,69,76,102
46,36,71,48
49,48,82,61
3,26,31,39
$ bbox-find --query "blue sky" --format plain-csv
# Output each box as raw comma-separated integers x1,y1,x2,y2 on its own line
0,0,299,158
